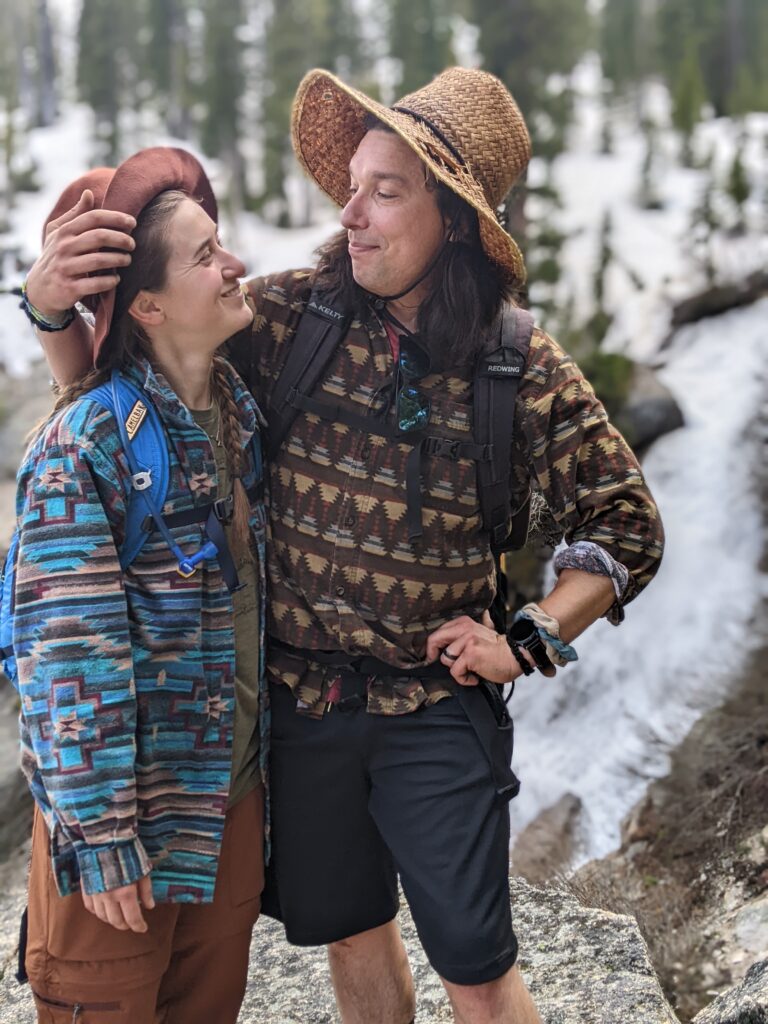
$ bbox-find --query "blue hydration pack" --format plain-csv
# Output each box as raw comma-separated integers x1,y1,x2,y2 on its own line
1,370,254,686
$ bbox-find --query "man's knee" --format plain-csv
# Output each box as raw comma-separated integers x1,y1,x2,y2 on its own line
423,914,517,988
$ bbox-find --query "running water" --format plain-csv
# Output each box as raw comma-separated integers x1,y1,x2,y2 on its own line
509,297,768,861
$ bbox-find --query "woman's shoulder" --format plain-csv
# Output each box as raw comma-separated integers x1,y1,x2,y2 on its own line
23,392,124,471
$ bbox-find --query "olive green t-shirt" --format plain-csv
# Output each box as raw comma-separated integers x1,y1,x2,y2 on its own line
191,404,261,808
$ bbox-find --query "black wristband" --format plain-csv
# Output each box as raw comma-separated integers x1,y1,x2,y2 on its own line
507,617,554,673
509,639,534,676
19,286,76,332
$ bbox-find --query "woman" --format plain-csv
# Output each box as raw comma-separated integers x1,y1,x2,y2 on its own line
13,147,266,1023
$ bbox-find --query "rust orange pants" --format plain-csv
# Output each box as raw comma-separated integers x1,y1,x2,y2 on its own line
25,786,264,1024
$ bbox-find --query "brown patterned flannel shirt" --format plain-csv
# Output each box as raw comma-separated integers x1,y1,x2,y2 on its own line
227,270,664,717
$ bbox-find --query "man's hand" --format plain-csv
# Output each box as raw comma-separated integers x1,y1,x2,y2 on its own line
81,875,155,933
25,189,136,317
426,611,529,686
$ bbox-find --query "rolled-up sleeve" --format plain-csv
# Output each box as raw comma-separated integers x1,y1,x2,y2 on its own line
519,332,665,619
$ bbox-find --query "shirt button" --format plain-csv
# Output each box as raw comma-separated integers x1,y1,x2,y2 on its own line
360,444,372,459
345,514,356,527
335,585,345,597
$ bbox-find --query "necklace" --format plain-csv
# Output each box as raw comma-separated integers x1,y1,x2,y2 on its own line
211,402,223,447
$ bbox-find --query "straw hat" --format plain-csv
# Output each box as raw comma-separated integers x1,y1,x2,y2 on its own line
45,147,217,365
291,67,531,285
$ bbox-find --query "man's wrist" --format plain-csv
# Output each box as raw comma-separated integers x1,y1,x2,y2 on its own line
507,617,554,674
20,280,75,331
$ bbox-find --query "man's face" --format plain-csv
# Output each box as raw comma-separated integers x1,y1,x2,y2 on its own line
340,130,447,302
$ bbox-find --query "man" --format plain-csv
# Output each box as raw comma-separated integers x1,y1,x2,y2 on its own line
27,67,663,1024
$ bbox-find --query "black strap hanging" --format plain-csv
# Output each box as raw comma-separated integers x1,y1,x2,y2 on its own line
474,305,534,551
266,288,349,459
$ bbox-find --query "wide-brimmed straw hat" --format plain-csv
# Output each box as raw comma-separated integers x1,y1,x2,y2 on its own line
291,67,531,285
45,147,217,365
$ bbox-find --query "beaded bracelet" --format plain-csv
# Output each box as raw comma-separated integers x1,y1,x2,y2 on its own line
19,281,76,332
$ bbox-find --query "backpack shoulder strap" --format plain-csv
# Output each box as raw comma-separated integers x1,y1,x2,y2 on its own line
266,287,350,460
85,371,169,570
1,374,168,684
0,529,21,686
474,304,535,552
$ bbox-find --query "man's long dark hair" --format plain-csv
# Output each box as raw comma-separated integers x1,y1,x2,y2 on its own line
311,118,523,372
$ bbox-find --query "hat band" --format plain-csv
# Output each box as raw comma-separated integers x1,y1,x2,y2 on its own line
390,106,466,167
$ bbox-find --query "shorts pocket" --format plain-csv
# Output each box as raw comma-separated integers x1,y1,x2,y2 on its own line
33,989,122,1019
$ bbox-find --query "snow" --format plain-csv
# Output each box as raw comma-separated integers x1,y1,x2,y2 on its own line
510,297,768,860
0,50,765,863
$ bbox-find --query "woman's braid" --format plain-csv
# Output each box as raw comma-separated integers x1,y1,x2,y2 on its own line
211,356,253,556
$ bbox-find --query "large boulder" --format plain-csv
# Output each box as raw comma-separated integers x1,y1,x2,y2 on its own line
693,959,768,1024
615,363,684,452
0,859,681,1023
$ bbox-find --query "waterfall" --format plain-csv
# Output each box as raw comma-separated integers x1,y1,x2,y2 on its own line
509,297,768,861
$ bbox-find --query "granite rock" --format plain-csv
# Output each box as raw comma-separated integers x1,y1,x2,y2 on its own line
693,960,768,1024
0,859,682,1023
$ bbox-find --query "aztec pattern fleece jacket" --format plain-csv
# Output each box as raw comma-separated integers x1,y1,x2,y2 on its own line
227,270,665,717
13,357,267,902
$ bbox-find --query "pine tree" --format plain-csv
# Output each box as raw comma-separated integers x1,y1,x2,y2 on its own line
689,161,719,284
260,0,313,220
34,0,57,127
389,0,455,97
601,0,657,96
76,0,140,161
469,0,591,130
657,0,768,117
142,0,195,137
727,63,759,118
259,0,365,222
0,1,40,211
727,142,750,233
593,209,612,311
638,119,662,209
671,38,706,167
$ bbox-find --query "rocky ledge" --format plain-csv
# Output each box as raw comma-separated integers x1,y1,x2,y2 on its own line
0,847,762,1024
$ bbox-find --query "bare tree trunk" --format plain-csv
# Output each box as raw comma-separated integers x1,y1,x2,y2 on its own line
36,0,57,126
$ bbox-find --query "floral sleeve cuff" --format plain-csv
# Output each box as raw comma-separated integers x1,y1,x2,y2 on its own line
553,540,631,626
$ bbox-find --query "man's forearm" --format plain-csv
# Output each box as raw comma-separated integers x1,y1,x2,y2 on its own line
36,313,95,387
537,568,616,644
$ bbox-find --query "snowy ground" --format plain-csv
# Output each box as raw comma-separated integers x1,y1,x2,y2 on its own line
511,297,768,860
0,56,765,861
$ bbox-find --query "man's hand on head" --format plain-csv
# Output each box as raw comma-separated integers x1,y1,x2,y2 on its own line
25,189,137,317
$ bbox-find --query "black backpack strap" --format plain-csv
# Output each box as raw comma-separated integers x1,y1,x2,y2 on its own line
474,304,535,552
266,288,350,459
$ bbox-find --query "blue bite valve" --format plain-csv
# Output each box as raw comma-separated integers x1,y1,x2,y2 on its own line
177,540,219,578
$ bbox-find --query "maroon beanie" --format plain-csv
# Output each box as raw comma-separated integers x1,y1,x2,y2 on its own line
45,147,217,365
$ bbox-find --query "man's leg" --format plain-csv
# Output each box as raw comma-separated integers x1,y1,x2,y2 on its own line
367,695,539,1024
442,965,542,1024
327,920,415,1024
264,682,411,1021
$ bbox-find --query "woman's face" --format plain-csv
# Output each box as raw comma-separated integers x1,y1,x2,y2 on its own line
147,198,253,350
